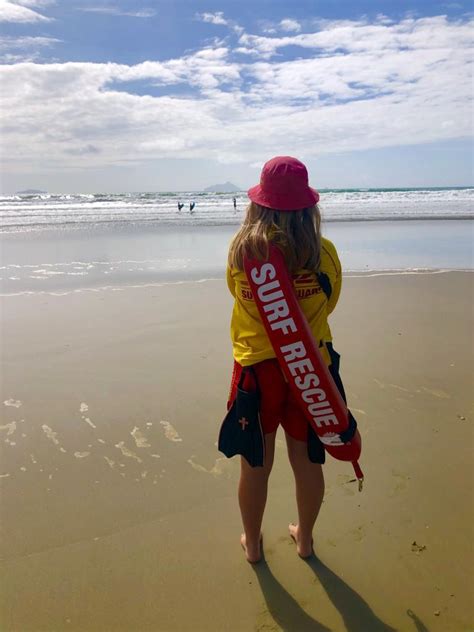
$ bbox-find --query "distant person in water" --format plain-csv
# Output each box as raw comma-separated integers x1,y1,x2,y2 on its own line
177,202,184,211
190,201,195,213
233,197,237,211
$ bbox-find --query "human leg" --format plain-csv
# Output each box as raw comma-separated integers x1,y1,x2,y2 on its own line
239,431,276,562
285,432,325,558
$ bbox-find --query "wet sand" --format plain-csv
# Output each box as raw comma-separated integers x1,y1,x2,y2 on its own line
1,272,473,631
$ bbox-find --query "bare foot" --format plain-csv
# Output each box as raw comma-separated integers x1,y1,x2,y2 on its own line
289,523,313,559
240,533,262,564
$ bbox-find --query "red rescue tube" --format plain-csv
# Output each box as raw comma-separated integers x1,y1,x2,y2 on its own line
244,244,363,485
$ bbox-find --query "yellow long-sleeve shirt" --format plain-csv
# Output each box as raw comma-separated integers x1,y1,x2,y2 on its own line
227,237,342,367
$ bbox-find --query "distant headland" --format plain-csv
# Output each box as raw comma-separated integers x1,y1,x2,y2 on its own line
203,182,240,193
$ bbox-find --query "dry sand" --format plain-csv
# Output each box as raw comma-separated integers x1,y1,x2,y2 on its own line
1,272,473,631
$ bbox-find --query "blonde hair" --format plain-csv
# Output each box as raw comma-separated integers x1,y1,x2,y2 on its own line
228,202,322,273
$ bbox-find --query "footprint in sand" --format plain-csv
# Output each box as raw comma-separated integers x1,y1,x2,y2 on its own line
389,470,410,497
411,541,427,554
337,474,357,496
350,524,366,542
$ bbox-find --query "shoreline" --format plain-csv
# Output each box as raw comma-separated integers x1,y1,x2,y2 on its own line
0,268,472,299
2,220,473,299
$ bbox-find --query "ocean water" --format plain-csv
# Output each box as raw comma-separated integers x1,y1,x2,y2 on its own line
0,188,472,296
1,187,473,231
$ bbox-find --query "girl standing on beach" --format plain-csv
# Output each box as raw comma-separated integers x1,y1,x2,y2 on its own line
226,156,345,563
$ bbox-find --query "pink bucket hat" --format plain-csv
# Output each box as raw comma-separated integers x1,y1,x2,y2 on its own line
248,156,319,211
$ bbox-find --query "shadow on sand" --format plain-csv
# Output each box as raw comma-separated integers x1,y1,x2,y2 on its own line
252,553,426,631
306,555,397,631
252,560,331,631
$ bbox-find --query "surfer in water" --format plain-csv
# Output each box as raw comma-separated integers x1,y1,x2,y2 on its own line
225,156,348,563
189,201,195,213
233,197,237,211
177,202,184,211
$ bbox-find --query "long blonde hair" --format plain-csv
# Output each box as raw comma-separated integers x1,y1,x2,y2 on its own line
228,202,322,273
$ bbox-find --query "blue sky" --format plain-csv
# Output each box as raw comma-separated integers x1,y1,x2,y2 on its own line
0,0,472,192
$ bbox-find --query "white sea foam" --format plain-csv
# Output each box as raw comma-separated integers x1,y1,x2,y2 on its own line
160,420,182,442
4,399,22,408
1,270,471,299
115,441,143,463
0,421,17,436
0,277,223,297
42,424,60,445
131,426,151,448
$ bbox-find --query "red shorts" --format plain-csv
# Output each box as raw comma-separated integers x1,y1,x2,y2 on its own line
228,358,310,441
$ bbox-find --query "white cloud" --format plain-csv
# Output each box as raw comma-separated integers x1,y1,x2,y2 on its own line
0,0,51,22
238,16,474,58
13,0,53,6
0,35,60,49
0,15,472,175
196,11,244,36
196,11,228,26
80,6,156,18
0,35,60,61
279,18,301,32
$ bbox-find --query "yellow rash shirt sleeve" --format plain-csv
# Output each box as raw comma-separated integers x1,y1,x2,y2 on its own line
320,239,342,315
226,264,236,297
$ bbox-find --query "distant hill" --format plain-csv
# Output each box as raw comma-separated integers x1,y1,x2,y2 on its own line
16,189,47,195
204,181,240,193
